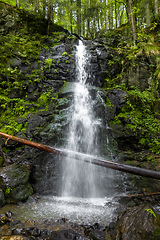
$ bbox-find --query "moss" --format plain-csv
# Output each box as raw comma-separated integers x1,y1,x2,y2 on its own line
10,183,33,202
106,97,112,108
0,156,3,167
109,88,160,154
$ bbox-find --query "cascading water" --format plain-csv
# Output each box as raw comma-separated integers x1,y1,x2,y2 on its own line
60,40,101,198
60,40,116,198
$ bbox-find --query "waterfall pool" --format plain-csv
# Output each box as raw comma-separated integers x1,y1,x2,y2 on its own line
0,195,121,226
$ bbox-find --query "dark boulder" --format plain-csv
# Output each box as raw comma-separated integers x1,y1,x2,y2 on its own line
0,164,33,203
113,204,160,240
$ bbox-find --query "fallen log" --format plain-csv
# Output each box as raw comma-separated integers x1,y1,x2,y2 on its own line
0,131,160,180
120,192,160,198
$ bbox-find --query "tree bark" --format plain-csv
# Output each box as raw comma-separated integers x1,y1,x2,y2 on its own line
105,0,108,29
43,0,46,19
154,0,159,17
0,132,160,180
146,1,151,27
115,0,118,28
77,0,81,36
109,0,113,29
127,0,137,45
86,0,91,38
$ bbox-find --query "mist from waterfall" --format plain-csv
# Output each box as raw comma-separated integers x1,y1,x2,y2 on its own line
60,40,114,198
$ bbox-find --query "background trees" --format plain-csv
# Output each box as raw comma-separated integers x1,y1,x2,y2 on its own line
3,0,160,41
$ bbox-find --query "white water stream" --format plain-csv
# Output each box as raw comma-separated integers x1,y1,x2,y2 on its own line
60,41,103,198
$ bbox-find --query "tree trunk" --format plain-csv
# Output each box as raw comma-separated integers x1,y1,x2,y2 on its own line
128,0,137,45
86,0,90,38
0,131,160,180
154,0,159,17
115,0,118,28
109,0,113,29
43,0,46,19
47,1,53,35
146,1,151,27
70,0,73,33
105,0,108,29
120,6,124,26
77,0,81,36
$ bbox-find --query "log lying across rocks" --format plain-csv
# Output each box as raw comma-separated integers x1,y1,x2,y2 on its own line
0,131,160,180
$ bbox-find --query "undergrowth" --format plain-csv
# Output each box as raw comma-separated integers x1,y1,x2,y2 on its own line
105,23,160,154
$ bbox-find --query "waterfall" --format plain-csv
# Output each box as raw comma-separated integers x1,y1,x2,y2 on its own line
60,40,114,198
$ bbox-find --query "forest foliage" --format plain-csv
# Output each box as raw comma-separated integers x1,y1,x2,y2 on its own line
2,0,160,40
0,0,160,154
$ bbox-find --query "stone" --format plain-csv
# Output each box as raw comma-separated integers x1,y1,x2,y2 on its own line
7,183,33,203
0,189,5,207
0,164,33,203
49,229,87,240
113,204,160,240
0,164,30,190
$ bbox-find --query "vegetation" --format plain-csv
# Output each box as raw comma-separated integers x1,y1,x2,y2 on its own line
0,0,160,155
1,0,159,40
103,21,160,154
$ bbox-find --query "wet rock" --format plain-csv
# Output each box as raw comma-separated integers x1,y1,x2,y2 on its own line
12,228,23,235
0,164,30,190
113,204,160,240
6,211,13,218
41,228,50,238
0,164,33,203
7,183,33,203
89,229,106,240
49,229,87,240
0,189,5,207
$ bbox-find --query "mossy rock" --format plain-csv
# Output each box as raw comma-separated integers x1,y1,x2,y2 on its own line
113,204,160,240
0,164,30,190
5,183,33,203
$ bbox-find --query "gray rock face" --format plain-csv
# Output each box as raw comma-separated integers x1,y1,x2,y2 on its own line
0,164,29,190
0,164,33,203
122,55,157,92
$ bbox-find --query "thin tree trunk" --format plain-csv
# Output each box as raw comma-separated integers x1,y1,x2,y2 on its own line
154,0,159,17
115,0,117,28
70,0,73,33
0,131,160,180
128,0,137,45
109,0,113,29
43,0,46,19
77,0,81,36
47,1,53,35
146,1,151,27
86,0,90,38
105,0,108,29
120,6,124,26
